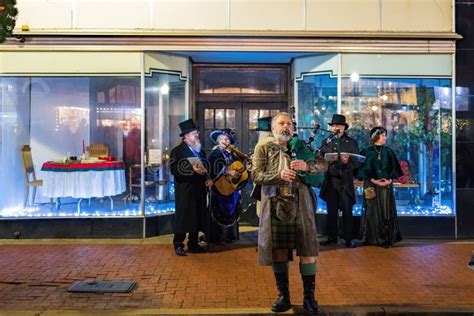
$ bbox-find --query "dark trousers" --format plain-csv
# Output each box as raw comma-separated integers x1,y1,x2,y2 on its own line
325,178,353,242
173,232,199,249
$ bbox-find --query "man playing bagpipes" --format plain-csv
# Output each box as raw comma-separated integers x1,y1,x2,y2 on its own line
251,112,327,314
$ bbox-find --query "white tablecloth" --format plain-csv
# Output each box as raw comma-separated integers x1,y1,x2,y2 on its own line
42,169,126,199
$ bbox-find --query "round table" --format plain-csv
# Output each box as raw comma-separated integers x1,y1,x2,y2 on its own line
41,161,126,211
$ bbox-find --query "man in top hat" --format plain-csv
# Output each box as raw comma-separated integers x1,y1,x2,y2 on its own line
169,118,213,256
318,114,360,248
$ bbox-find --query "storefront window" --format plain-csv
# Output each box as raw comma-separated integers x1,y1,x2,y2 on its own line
144,72,186,215
0,77,141,217
296,74,337,212
296,74,338,148
341,77,453,216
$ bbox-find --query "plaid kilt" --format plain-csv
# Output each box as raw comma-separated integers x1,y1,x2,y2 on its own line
271,211,297,249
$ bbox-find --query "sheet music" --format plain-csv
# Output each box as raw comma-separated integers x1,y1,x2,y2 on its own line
324,152,366,163
187,157,205,168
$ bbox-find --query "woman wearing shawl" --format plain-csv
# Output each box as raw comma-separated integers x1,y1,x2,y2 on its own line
358,126,403,248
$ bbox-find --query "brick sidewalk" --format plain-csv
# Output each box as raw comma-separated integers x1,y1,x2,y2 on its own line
0,234,473,314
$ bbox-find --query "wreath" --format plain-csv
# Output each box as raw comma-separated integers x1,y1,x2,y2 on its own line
0,0,18,43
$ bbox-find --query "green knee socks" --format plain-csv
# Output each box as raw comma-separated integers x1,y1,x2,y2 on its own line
299,262,317,276
272,261,289,273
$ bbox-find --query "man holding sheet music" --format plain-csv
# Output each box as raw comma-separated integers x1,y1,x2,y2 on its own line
319,114,360,248
170,119,213,256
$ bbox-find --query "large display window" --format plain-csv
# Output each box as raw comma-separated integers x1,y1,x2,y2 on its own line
0,52,190,219
0,77,142,217
142,72,186,215
295,53,454,216
341,77,453,216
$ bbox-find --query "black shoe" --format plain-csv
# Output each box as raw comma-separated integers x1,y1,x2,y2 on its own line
382,242,392,249
187,244,208,253
271,295,292,312
302,274,319,314
345,240,356,248
320,238,338,246
271,271,292,312
174,246,187,256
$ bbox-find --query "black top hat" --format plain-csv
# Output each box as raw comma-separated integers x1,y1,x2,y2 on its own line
256,117,272,131
210,128,237,145
178,119,198,137
328,114,349,129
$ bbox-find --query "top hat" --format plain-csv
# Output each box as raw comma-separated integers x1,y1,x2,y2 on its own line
178,119,198,137
210,128,237,145
256,117,272,131
328,114,349,129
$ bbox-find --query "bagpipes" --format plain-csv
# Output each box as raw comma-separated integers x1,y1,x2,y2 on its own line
251,109,333,201
288,106,328,188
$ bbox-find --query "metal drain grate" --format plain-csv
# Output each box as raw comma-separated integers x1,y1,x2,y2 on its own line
68,280,136,293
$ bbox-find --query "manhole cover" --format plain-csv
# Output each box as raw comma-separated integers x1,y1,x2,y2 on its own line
68,280,136,293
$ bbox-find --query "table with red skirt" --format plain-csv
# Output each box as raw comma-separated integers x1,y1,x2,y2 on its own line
41,161,126,212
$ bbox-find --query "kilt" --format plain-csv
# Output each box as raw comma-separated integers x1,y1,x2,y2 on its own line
271,211,297,249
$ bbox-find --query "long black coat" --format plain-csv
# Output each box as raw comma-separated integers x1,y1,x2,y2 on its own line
170,142,209,234
319,133,360,206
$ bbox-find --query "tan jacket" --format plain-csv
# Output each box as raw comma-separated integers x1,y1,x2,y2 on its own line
251,139,327,265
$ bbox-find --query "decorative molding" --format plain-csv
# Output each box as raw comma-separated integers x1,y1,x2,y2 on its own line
295,70,336,81
11,29,463,39
145,68,187,81
1,36,457,54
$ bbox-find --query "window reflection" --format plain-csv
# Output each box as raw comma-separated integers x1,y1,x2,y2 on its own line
204,109,214,128
297,75,453,216
0,77,142,218
144,74,186,215
297,74,338,150
341,78,453,216
226,109,236,129
199,68,285,94
215,109,225,128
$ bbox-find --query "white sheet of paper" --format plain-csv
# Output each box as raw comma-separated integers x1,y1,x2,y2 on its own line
148,149,162,165
187,157,205,168
324,152,366,162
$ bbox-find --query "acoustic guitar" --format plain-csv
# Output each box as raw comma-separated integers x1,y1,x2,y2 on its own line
214,145,250,196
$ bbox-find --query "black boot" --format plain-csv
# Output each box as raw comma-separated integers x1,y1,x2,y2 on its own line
271,271,292,312
302,274,319,314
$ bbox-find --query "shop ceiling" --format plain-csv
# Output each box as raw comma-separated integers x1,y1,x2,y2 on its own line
156,51,320,64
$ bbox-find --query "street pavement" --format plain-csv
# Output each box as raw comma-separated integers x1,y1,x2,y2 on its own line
0,229,473,315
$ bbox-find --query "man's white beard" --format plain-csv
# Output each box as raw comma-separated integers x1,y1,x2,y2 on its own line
190,140,201,152
273,130,292,142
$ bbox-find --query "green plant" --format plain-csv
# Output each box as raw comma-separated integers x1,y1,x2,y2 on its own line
412,86,438,194
0,0,17,43
348,122,368,150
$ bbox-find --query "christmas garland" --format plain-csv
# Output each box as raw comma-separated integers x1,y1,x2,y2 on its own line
0,0,18,43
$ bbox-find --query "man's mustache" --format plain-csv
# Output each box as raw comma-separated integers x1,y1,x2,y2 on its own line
280,129,292,136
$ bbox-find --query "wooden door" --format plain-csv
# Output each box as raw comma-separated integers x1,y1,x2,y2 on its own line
198,102,286,157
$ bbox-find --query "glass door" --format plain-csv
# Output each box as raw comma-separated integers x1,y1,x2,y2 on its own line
198,102,285,157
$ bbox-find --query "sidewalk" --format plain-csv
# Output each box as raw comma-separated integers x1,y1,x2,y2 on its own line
0,228,473,315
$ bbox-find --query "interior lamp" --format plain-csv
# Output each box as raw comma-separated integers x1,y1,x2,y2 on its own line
350,72,360,83
160,84,169,95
